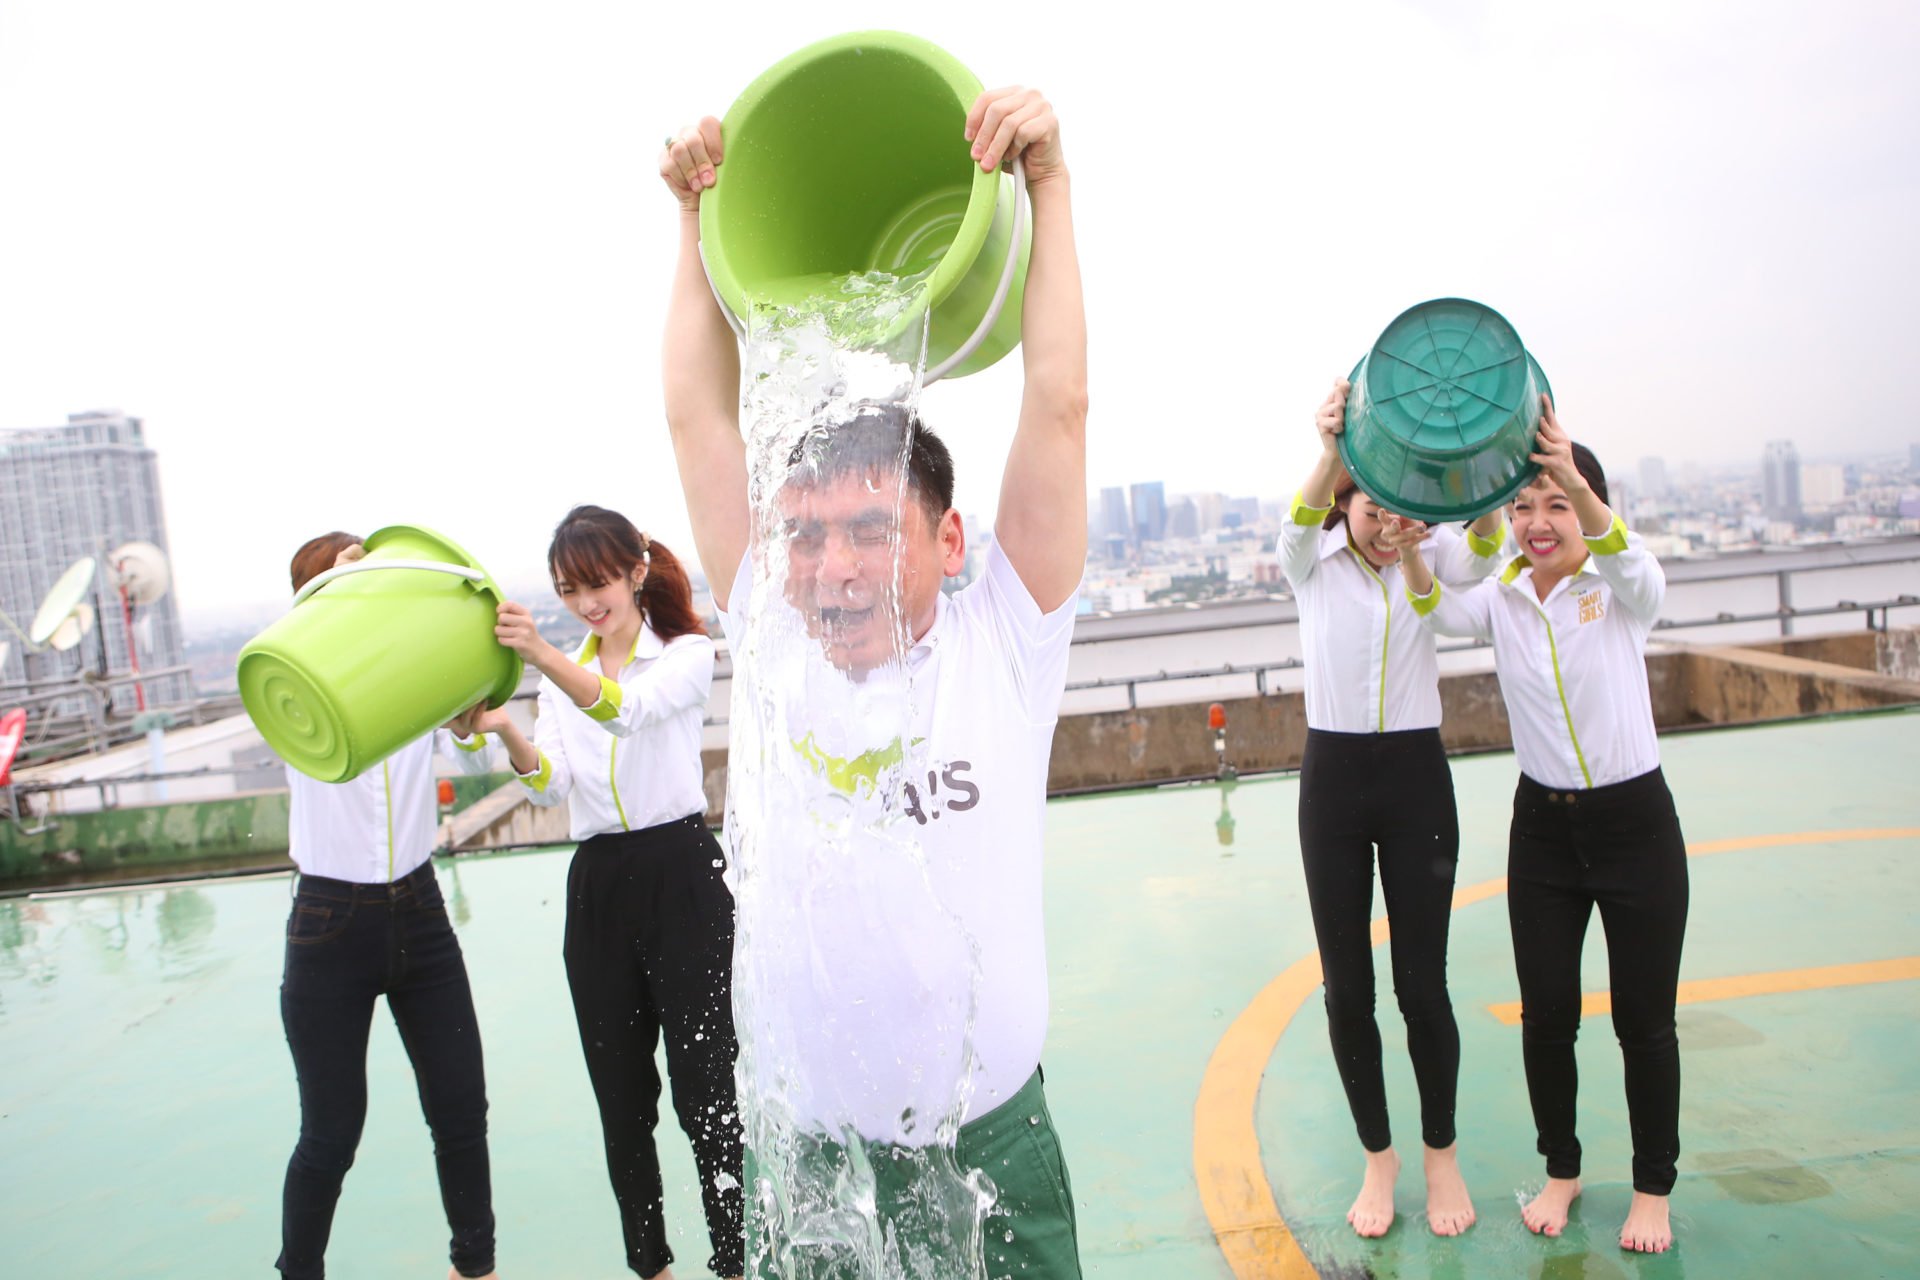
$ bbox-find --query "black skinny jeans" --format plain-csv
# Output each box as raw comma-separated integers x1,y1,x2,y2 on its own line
1509,768,1689,1195
277,861,495,1279
1298,728,1462,1152
565,815,744,1279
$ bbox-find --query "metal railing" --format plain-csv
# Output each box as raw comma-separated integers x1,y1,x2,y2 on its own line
1,664,205,762
1062,595,1919,710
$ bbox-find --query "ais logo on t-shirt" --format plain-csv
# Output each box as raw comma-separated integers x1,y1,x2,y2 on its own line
793,733,981,826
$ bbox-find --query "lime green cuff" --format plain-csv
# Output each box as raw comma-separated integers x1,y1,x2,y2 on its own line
1584,513,1630,556
1466,520,1505,558
583,676,624,723
1290,488,1334,526
522,751,553,793
452,731,488,753
1406,581,1443,616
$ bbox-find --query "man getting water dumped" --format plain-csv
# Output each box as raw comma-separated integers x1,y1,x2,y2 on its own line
658,84,1087,1280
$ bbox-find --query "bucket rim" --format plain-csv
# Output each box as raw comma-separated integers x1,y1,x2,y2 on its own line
362,524,523,707
700,29,996,319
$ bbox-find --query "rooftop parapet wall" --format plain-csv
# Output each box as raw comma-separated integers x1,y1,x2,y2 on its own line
9,629,1919,884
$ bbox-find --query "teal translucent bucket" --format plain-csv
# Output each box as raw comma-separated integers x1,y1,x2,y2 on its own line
1340,298,1553,523
237,525,521,783
698,31,1031,381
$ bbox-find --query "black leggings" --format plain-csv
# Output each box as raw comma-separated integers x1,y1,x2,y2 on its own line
1298,728,1462,1152
1509,768,1689,1195
565,815,744,1278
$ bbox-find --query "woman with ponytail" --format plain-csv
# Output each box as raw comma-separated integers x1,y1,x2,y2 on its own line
473,505,742,1280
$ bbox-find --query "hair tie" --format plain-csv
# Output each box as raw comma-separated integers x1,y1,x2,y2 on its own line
638,531,652,567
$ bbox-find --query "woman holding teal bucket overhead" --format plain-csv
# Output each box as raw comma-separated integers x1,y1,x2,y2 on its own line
1281,379,1505,1239
468,506,741,1280
275,532,504,1280
1390,404,1690,1255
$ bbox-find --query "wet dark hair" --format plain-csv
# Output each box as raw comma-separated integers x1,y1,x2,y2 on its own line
547,505,706,642
784,404,956,524
1522,443,1610,507
290,532,361,594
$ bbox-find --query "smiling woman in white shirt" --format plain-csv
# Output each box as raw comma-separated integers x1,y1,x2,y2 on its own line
1279,379,1505,1241
276,532,503,1280
471,505,741,1280
1395,405,1689,1256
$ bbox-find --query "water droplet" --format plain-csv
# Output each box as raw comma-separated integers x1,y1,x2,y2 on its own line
1028,1115,1039,1126
1003,1229,1015,1243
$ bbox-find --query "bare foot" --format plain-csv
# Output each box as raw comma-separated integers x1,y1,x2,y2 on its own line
1620,1190,1673,1252
1347,1147,1400,1238
1423,1143,1476,1236
1521,1176,1581,1236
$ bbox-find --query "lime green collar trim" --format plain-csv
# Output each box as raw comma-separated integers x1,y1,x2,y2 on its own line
575,629,644,667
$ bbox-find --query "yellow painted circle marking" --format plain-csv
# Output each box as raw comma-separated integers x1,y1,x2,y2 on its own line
1192,827,1920,1279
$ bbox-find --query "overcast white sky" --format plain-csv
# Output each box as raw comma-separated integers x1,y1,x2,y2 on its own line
3,0,1916,620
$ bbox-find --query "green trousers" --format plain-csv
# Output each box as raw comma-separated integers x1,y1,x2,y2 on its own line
747,1068,1082,1280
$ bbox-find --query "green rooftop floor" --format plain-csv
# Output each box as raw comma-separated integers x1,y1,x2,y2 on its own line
3,708,1917,1278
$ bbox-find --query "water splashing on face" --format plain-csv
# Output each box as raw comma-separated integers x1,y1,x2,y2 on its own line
728,268,993,1278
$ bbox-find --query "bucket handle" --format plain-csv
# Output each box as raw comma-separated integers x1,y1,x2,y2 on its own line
292,558,486,607
700,157,1027,387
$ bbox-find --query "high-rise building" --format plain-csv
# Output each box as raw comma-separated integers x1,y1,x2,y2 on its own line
1098,486,1131,544
1166,498,1199,541
1800,463,1846,510
1129,480,1167,544
1761,440,1801,522
1639,456,1669,500
0,410,189,708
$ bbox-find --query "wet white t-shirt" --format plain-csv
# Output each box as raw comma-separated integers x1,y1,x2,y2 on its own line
717,540,1074,1142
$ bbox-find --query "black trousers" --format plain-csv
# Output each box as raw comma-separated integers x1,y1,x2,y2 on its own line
1509,768,1689,1195
277,861,495,1280
566,815,745,1278
1297,728,1462,1152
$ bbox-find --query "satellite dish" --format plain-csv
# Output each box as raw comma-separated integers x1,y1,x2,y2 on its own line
48,602,95,652
28,558,97,646
109,542,172,605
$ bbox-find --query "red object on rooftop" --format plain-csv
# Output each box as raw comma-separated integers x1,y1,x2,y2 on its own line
1208,703,1227,731
437,778,456,807
0,708,25,787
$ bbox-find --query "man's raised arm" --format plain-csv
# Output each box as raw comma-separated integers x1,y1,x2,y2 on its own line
660,118,750,594
968,88,1088,613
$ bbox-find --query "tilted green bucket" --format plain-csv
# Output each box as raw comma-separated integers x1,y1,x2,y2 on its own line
237,525,521,783
1340,298,1553,524
699,30,1031,381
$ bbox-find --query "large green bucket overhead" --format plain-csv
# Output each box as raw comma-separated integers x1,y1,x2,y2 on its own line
698,31,1030,381
1340,298,1553,523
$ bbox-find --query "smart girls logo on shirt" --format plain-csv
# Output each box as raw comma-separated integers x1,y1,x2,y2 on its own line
1577,589,1607,625
792,733,981,826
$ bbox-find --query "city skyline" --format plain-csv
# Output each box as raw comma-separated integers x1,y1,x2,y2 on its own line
4,1,1918,616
